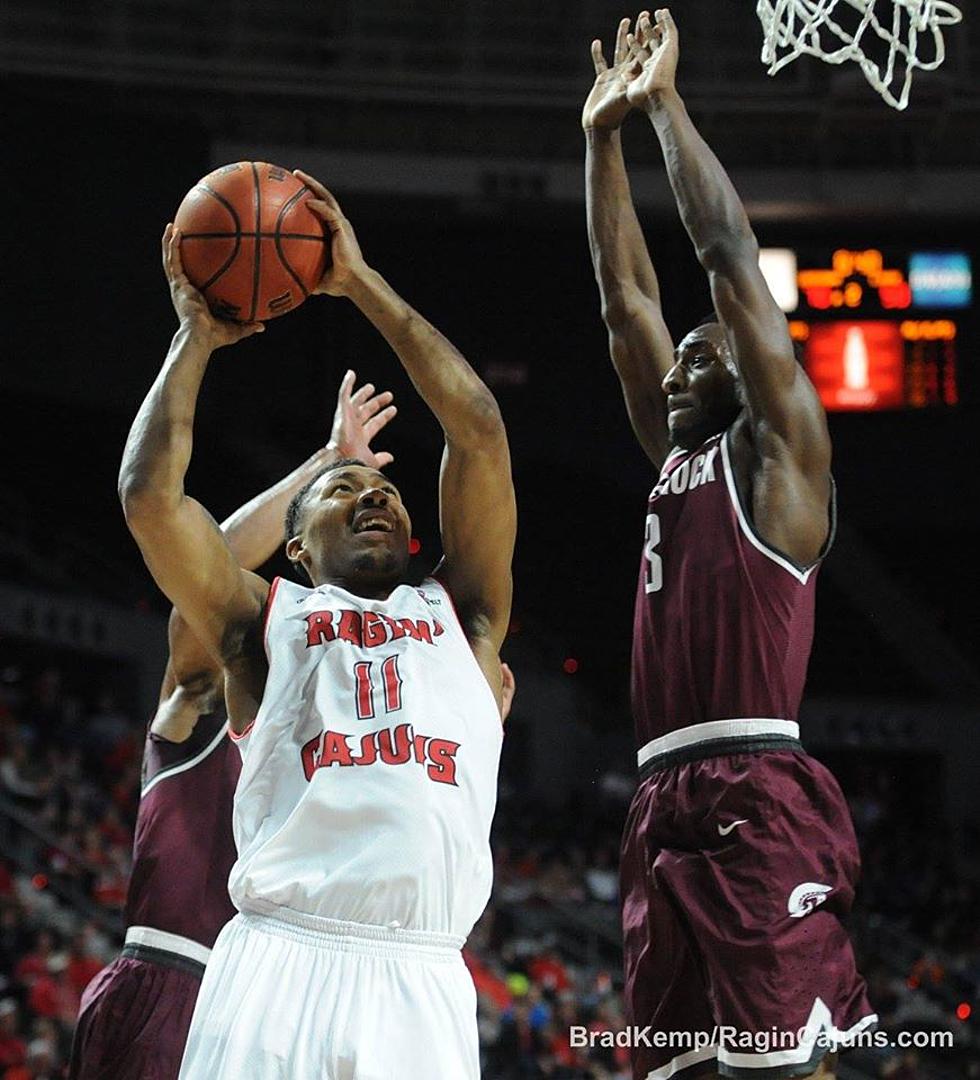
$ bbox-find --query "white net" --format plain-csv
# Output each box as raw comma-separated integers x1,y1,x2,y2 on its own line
756,0,963,109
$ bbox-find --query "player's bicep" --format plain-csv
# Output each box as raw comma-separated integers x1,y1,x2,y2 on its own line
125,492,266,660
437,437,516,651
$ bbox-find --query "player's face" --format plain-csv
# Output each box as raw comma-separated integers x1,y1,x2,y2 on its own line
288,466,412,594
662,324,742,449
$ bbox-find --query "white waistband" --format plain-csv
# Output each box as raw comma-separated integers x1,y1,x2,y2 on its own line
637,718,800,767
237,903,465,958
124,925,212,966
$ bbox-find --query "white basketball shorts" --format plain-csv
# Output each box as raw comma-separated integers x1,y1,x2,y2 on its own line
177,908,479,1079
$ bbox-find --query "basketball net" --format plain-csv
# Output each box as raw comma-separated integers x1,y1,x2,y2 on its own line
756,0,963,109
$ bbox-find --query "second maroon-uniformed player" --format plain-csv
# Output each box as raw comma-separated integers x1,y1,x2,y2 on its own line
584,10,875,1080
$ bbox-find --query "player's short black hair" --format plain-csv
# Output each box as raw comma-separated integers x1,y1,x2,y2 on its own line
283,458,366,543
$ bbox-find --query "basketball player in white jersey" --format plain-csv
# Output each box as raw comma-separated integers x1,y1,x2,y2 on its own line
119,172,516,1079
72,370,397,1080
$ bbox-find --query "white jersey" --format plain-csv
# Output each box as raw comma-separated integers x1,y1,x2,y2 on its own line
228,575,503,939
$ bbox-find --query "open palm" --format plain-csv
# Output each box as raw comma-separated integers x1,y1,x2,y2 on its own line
582,17,640,131
626,9,679,108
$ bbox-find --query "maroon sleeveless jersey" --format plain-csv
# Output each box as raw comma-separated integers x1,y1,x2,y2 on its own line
632,428,833,747
124,710,240,948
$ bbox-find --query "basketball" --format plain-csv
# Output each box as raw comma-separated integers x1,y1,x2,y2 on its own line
173,161,329,323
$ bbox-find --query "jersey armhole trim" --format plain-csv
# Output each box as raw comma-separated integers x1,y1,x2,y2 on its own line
428,569,465,631
141,720,230,796
720,430,834,585
228,720,254,743
262,576,282,660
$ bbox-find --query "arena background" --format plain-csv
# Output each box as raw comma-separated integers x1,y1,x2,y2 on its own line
1,2,978,1077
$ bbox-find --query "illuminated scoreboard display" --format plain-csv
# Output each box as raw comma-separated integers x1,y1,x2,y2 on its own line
759,248,971,411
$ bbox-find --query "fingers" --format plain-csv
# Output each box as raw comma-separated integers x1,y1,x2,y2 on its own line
338,369,357,402
361,391,394,420
163,224,190,285
638,10,655,41
294,169,341,212
162,223,172,275
374,451,395,468
218,321,265,347
305,198,342,223
350,381,376,407
612,16,630,65
634,9,651,43
364,404,397,440
590,38,607,75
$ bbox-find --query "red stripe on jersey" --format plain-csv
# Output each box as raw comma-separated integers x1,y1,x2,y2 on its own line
382,655,403,713
354,661,375,720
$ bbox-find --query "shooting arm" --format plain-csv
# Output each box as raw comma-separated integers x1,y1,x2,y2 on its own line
347,269,515,657
118,320,265,662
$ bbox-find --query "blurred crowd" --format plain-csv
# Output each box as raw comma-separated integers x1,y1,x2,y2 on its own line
0,660,977,1079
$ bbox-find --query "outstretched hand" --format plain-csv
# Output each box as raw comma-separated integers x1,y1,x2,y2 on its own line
328,369,397,468
293,170,368,297
161,224,264,349
626,9,680,108
583,15,643,131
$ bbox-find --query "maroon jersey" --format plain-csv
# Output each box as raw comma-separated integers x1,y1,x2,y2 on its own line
632,429,833,747
124,710,240,948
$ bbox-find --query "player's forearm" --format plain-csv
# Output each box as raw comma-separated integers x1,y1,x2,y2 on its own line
219,445,340,570
343,268,503,447
644,89,756,272
118,324,212,516
586,128,663,319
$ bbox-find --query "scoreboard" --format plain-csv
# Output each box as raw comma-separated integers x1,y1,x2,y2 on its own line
758,248,971,411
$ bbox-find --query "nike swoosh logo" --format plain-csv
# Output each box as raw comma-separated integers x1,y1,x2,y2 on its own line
717,819,749,837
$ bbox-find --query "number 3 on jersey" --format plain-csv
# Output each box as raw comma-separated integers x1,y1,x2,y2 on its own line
644,513,663,594
353,656,404,720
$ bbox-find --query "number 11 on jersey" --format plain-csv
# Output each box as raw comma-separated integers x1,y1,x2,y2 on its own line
353,656,404,720
645,513,663,594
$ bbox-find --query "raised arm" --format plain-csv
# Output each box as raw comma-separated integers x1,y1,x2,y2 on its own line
627,10,830,481
151,370,397,740
118,225,269,666
296,172,515,691
584,14,675,469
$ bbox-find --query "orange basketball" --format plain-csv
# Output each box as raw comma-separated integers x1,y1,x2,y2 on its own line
173,161,329,323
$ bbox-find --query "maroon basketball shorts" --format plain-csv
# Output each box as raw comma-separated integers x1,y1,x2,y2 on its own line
69,939,207,1080
620,721,876,1079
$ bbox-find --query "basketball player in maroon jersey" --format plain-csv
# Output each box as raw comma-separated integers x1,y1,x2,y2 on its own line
70,372,399,1079
584,10,875,1079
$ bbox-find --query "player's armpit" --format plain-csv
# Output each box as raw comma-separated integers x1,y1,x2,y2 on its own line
436,432,516,659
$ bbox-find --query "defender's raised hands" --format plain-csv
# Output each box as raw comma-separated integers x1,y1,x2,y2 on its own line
329,369,397,469
626,9,680,108
583,15,645,131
